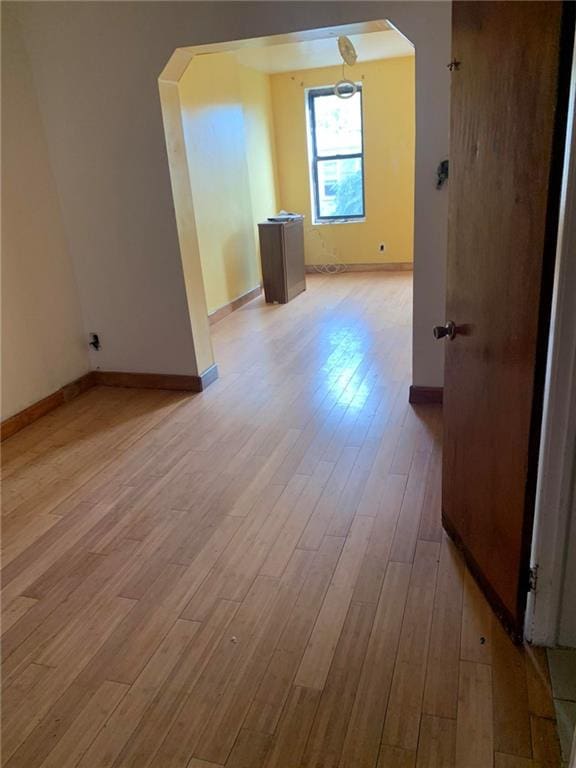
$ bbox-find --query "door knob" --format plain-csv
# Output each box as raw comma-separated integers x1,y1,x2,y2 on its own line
433,321,457,340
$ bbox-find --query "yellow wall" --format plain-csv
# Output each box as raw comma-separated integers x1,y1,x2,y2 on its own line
179,54,414,313
238,65,280,269
179,53,278,314
271,58,415,265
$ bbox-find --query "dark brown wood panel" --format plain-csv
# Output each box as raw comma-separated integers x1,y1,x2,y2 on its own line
259,223,285,303
442,1,572,638
282,219,306,302
258,219,306,304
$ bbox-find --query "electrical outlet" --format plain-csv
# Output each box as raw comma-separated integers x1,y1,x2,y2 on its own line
378,243,386,253
89,332,101,351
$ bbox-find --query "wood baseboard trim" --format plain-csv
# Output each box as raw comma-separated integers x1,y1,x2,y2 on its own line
94,365,219,392
1,365,219,442
305,263,413,274
208,286,262,325
196,363,219,390
409,385,444,405
0,371,96,442
442,511,523,643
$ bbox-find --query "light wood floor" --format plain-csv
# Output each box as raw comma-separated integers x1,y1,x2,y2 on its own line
1,273,562,768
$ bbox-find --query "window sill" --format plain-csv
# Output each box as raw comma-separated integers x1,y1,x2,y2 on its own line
312,218,366,226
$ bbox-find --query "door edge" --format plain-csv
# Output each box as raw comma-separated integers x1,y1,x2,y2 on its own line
442,511,524,644
520,0,576,635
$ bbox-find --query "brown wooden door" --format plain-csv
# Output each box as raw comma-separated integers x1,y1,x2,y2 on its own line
442,1,573,639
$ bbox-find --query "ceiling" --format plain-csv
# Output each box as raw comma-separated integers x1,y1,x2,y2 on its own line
231,29,414,75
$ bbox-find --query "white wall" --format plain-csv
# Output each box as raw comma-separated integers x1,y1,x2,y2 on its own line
11,1,451,387
556,31,576,649
559,486,576,646
527,26,576,648
1,6,91,419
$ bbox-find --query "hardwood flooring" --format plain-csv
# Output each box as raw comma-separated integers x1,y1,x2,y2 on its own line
1,273,562,767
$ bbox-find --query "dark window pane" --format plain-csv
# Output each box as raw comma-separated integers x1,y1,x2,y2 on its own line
316,158,363,218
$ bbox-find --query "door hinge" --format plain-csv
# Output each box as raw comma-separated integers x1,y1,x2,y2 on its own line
528,565,539,592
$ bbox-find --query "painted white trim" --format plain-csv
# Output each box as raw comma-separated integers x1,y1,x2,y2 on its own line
526,26,576,647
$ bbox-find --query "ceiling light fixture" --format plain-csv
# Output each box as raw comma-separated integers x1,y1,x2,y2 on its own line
334,36,358,99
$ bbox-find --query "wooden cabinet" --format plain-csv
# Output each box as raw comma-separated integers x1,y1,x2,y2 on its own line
258,218,306,304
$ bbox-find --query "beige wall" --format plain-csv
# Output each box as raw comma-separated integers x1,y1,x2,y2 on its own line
7,1,451,390
1,7,90,419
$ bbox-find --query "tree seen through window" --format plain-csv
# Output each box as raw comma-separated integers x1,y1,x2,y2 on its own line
307,86,364,221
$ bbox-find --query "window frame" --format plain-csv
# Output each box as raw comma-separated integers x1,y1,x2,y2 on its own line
307,84,366,224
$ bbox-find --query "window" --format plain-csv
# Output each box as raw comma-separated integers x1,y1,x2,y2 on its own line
307,85,365,222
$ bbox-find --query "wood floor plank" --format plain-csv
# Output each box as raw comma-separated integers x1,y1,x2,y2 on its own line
422,535,464,719
455,661,494,768
1,663,52,727
2,597,136,762
301,600,377,768
460,569,492,665
325,463,370,538
75,618,200,768
276,535,344,660
244,537,344,736
259,463,333,578
494,754,536,768
261,685,321,768
151,577,279,767
389,451,430,563
241,646,300,736
530,715,562,768
340,561,411,768
5,681,95,768
352,473,407,605
524,646,556,720
297,447,360,550
113,600,239,768
2,513,63,567
34,681,128,768
226,728,272,768
1,595,38,635
74,563,190,687
492,617,532,759
181,484,286,621
415,715,456,768
1,499,128,606
0,274,559,768
229,429,302,518
417,446,443,543
2,543,138,683
294,515,374,691
193,551,315,764
377,746,417,768
382,540,440,751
